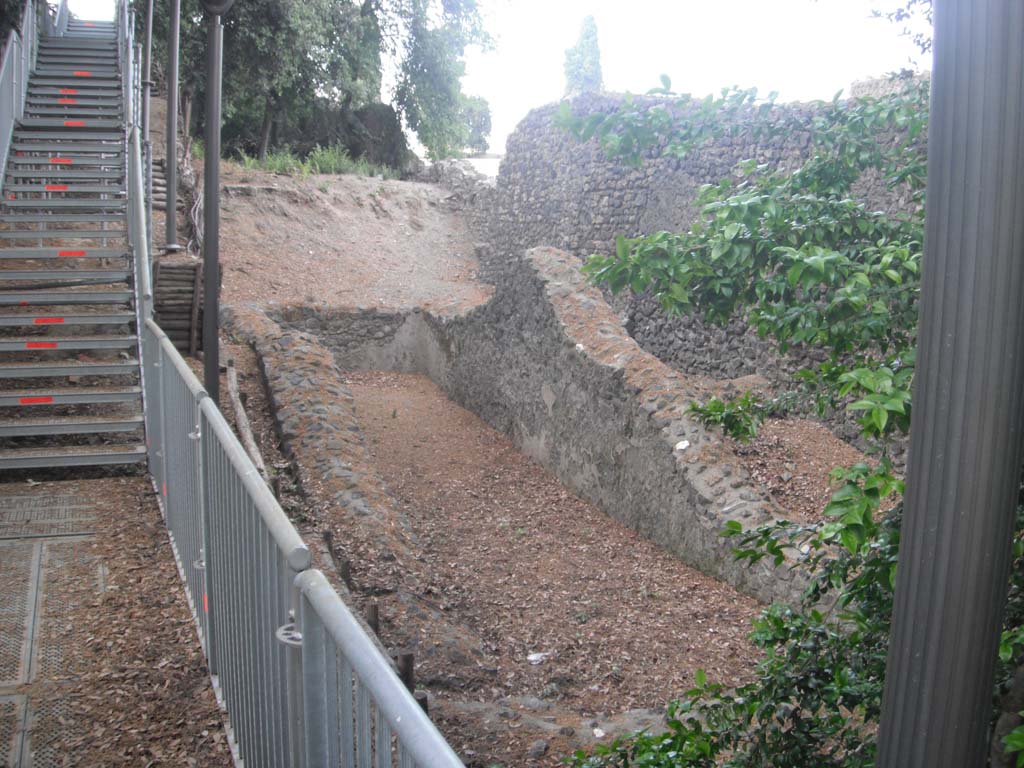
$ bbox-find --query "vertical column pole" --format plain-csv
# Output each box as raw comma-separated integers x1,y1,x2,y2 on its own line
165,0,182,252
142,0,154,244
202,14,223,404
877,1,1024,766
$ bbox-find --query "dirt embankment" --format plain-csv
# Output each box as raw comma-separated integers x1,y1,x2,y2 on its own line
216,164,491,314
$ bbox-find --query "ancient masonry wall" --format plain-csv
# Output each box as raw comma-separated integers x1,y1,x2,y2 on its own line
457,93,917,393
233,247,806,606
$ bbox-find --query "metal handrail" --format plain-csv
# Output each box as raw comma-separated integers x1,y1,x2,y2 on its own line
48,0,69,37
296,570,465,767
0,0,39,195
120,7,462,765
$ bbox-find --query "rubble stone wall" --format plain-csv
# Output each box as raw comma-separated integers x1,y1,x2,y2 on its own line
258,247,807,606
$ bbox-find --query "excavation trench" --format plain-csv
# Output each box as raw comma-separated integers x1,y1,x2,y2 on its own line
221,245,857,764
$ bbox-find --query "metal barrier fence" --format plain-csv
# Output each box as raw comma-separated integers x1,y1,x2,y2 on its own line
295,570,465,767
139,323,463,768
120,1,462,762
0,0,39,189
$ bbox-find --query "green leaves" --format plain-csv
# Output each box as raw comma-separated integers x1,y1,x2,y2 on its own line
687,392,767,442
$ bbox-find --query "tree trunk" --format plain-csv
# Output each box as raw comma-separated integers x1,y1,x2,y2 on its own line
258,95,275,160
180,85,192,139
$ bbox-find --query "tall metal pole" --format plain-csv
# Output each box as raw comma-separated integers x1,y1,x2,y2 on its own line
877,1,1024,766
141,0,153,142
141,0,153,245
165,0,182,252
201,3,231,404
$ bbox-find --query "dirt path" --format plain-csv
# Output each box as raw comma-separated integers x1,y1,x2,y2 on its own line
344,372,762,717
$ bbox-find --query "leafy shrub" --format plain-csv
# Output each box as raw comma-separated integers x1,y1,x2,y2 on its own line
687,392,766,441
562,76,1024,768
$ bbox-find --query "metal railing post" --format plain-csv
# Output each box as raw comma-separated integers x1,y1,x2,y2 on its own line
165,0,182,251
202,12,225,404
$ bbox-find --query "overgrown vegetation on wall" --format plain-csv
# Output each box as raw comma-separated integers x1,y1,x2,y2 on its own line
561,78,1024,767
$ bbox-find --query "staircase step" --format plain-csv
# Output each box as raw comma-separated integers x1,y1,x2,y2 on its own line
0,358,139,378
27,96,121,107
0,414,142,437
5,168,123,179
0,444,146,469
4,184,124,193
28,86,120,97
0,335,137,351
13,131,123,142
0,213,126,222
11,143,124,154
0,268,130,280
5,184,124,194
2,200,127,211
40,39,117,47
32,71,119,81
25,107,123,117
17,118,122,130
0,289,132,305
0,230,127,239
0,247,127,259
0,415,141,438
9,153,123,165
0,385,142,406
0,312,134,327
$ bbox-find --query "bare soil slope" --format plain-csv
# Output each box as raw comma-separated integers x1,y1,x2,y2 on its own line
216,164,491,313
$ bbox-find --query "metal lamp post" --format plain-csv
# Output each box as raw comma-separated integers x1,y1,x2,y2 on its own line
200,0,234,405
164,0,183,252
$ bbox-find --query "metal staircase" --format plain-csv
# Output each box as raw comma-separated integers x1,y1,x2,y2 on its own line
0,17,145,469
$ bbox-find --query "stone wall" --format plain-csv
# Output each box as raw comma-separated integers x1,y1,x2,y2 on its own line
426,92,918,450
254,247,811,606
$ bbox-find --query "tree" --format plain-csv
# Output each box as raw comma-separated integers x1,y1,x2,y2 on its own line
871,0,933,54
460,94,490,154
135,0,491,163
563,15,602,97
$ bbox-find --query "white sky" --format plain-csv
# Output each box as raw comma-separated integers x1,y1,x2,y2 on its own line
462,0,929,153
66,0,930,154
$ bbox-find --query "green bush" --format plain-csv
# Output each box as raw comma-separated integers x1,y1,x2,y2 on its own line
237,145,399,179
562,76,1024,768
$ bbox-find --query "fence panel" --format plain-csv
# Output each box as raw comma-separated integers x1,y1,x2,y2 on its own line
157,328,210,651
201,397,310,768
295,570,464,768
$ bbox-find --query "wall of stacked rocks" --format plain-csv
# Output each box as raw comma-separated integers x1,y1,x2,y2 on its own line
428,91,919,449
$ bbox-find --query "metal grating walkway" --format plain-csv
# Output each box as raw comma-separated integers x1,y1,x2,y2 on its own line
0,486,98,768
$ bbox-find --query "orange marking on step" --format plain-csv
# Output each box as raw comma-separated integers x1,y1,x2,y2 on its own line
19,301,29,306
8,194,14,200
50,158,72,164
84,21,95,26
58,98,77,104
59,250,86,257
19,396,53,405
45,184,69,191
59,88,78,94
203,593,208,612
34,317,64,324
162,482,167,497
26,341,58,349
63,120,86,127
73,71,92,77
